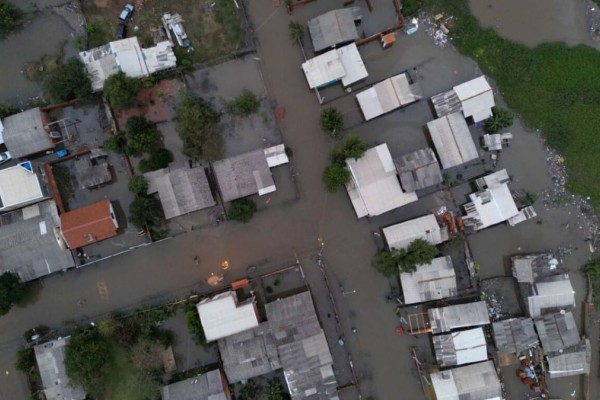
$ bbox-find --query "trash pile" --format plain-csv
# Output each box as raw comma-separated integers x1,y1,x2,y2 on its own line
586,0,600,42
420,12,453,47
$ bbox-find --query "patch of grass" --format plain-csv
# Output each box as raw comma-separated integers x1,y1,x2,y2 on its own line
52,164,75,203
103,342,159,400
427,0,600,211
86,15,113,48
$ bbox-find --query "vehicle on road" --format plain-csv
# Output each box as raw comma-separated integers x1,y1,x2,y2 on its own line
119,4,134,22
116,23,127,40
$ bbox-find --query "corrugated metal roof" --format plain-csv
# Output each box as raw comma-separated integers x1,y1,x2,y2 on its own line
213,149,275,202
34,337,86,400
400,256,457,304
431,360,502,400
394,148,443,191
534,311,579,353
197,291,259,342
162,369,229,400
356,73,422,121
511,253,560,283
547,338,591,378
337,43,368,87
345,144,417,218
453,76,495,123
463,183,519,230
301,43,366,89
431,89,461,118
429,301,490,334
527,277,575,318
433,327,488,367
492,318,539,355
427,112,479,169
307,8,360,52
383,214,445,250
2,108,53,158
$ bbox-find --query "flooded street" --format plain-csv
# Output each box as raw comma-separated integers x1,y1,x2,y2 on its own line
469,0,599,48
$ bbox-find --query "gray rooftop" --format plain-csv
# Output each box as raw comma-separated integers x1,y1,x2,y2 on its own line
2,107,54,158
430,360,502,400
400,256,457,304
428,301,490,334
427,112,479,169
431,89,462,118
145,166,215,219
511,253,561,283
34,337,86,400
73,150,112,189
432,327,488,368
307,8,361,52
492,318,539,355
525,275,576,318
218,291,339,399
213,149,274,202
0,200,75,281
161,369,229,400
547,338,591,378
534,311,580,354
394,148,443,192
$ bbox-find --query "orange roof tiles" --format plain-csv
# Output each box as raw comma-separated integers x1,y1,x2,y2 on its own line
60,199,118,249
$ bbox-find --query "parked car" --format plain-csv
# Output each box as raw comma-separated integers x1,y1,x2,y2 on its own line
0,151,11,165
116,23,127,39
118,4,134,22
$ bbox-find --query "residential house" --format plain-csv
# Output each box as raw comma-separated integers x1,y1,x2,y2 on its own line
212,144,289,202
301,43,367,89
307,8,361,52
491,318,539,360
427,112,479,169
394,148,443,192
400,256,457,304
430,360,502,400
60,199,119,249
355,72,422,121
34,337,86,400
197,291,260,342
431,75,495,123
1,107,54,158
345,144,417,218
0,200,74,281
432,327,488,367
161,369,231,400
428,301,490,334
145,166,215,220
383,214,449,250
0,161,47,212
72,149,112,189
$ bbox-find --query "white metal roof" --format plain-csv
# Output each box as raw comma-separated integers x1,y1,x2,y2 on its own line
337,43,368,87
466,184,519,229
301,43,366,89
263,144,289,167
400,256,457,304
431,360,502,400
428,301,490,334
433,327,488,367
0,162,44,210
197,291,259,342
427,112,479,169
454,76,495,123
356,73,419,121
345,144,417,218
383,214,444,250
528,279,576,318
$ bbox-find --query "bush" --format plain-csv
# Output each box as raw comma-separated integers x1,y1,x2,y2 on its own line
175,91,223,161
0,0,21,33
103,71,141,108
125,116,160,156
227,89,260,116
44,58,93,103
138,149,174,173
337,134,368,160
372,250,400,277
322,135,368,192
0,103,17,119
128,176,149,195
103,131,126,154
320,107,344,137
228,198,257,223
372,239,438,276
322,163,351,193
401,0,422,17
64,329,111,397
484,106,514,134
185,302,207,347
0,272,27,315
128,196,164,229
15,348,35,373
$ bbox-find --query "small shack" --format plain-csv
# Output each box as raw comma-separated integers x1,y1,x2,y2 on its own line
400,256,457,304
307,7,361,52
355,72,422,121
394,148,443,192
428,301,490,334
197,291,260,342
430,360,502,400
383,214,448,251
431,75,495,123
427,112,479,169
301,43,367,89
433,327,488,367
492,318,539,361
1,108,54,158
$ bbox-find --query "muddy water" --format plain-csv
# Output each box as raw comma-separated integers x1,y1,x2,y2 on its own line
469,0,598,48
0,1,82,106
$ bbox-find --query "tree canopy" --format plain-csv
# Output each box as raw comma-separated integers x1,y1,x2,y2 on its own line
288,21,305,44
227,89,260,116
320,107,344,137
125,116,160,156
103,71,141,108
228,198,257,223
0,272,27,315
44,58,94,103
0,103,17,119
128,196,164,229
64,330,111,397
128,176,149,195
484,106,514,134
372,239,438,276
0,0,21,34
138,148,173,173
175,91,223,161
322,134,368,192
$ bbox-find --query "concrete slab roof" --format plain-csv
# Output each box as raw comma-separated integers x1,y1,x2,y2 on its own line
197,291,260,342
1,108,54,158
34,337,86,400
0,162,45,211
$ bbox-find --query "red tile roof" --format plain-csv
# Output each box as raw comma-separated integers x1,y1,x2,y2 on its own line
60,199,118,249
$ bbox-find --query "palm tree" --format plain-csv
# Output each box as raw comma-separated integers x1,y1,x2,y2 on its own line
288,21,305,45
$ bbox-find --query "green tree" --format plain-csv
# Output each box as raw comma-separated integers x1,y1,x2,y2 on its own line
372,250,400,277
228,89,260,116
289,20,305,44
264,378,286,400
0,272,27,315
175,92,223,161
128,176,149,195
239,379,261,400
139,149,174,173
0,103,17,119
103,71,141,108
125,116,160,156
322,162,351,193
584,259,600,278
228,198,257,223
338,134,368,159
396,239,438,273
320,107,344,137
185,302,207,347
43,58,93,103
14,348,35,373
0,0,20,33
102,131,127,154
64,330,111,397
129,196,164,229
484,106,514,134
401,0,421,17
